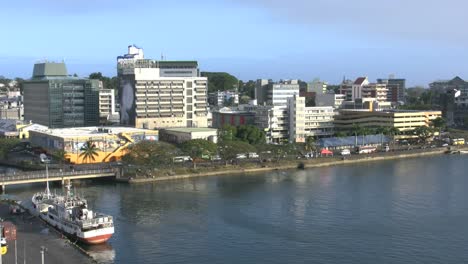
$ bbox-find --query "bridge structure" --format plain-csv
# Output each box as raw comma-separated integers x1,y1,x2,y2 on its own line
0,168,117,192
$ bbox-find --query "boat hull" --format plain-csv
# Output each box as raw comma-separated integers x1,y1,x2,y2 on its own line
78,233,113,244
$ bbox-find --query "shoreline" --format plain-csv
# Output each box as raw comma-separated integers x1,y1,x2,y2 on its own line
123,148,453,184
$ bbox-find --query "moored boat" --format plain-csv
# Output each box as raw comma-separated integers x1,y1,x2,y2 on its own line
31,167,114,244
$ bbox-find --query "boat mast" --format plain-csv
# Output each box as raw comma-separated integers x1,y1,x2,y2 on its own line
45,160,50,198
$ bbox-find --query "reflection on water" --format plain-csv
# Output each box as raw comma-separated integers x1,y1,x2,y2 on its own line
82,243,115,264
6,155,468,264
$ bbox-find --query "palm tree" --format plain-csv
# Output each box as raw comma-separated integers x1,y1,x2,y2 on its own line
79,141,100,163
351,123,361,146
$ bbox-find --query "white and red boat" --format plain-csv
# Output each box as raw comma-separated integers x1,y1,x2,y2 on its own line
32,177,114,244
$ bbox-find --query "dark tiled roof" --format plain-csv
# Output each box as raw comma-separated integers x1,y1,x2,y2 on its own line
354,77,367,85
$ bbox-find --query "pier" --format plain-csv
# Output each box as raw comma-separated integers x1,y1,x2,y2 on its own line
0,168,116,192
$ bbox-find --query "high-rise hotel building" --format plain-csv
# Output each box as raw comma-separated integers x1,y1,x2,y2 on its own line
117,45,208,129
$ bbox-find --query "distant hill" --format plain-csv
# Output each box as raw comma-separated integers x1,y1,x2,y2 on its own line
201,72,238,93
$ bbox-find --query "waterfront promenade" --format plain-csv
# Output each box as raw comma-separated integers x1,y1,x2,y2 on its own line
124,146,465,183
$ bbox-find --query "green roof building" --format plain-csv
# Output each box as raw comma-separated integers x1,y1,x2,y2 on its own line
23,62,100,128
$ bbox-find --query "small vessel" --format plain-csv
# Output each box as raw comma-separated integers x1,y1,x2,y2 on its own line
31,166,114,244
459,150,468,154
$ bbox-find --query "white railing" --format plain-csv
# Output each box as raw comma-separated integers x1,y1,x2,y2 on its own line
0,168,115,182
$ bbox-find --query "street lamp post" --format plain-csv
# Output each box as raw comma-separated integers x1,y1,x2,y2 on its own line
40,246,47,264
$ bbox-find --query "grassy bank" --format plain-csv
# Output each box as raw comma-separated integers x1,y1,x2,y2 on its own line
122,147,453,184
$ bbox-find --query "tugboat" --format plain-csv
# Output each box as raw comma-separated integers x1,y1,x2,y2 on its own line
31,169,114,244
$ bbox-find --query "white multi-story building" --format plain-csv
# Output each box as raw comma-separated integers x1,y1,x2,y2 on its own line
117,45,208,129
340,77,388,103
99,88,119,124
288,95,335,143
255,105,289,143
208,90,239,106
256,95,335,143
255,79,300,106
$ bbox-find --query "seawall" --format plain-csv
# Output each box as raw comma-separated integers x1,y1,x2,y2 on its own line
124,148,450,184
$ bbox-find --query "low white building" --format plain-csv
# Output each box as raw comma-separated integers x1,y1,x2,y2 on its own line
159,127,218,144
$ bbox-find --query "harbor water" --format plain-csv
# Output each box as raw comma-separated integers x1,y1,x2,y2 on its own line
8,155,468,263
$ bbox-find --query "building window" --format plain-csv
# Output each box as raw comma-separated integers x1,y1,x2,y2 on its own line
187,82,193,88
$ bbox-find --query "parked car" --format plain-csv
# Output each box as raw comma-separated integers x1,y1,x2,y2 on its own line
173,156,192,163
247,152,259,158
340,149,351,156
236,154,247,159
211,155,222,161
39,153,50,163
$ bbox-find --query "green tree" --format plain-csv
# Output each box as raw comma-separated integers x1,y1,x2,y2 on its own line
181,139,217,168
79,141,100,163
304,136,316,153
0,138,20,159
218,141,255,165
218,125,237,141
335,131,347,138
200,72,238,93
122,141,178,168
236,125,266,145
239,95,251,104
52,149,69,168
431,117,446,136
413,126,434,143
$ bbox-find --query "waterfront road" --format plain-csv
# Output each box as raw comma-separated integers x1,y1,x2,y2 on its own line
0,203,93,264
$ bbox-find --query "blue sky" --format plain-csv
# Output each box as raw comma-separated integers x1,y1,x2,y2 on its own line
1,0,468,86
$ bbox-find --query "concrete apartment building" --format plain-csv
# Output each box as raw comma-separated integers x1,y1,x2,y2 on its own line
340,77,388,103
288,95,335,143
334,109,442,137
99,88,119,124
255,79,300,106
377,77,406,104
255,105,289,143
117,45,208,129
256,95,335,143
23,62,100,128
